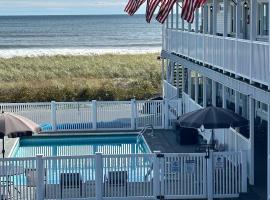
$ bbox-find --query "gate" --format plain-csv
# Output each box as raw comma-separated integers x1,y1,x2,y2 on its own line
155,151,247,199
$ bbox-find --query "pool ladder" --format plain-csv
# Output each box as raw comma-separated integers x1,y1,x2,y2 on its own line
137,124,154,142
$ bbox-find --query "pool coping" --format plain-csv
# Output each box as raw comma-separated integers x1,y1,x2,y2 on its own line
9,131,152,157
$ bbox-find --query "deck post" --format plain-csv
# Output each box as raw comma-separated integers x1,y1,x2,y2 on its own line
241,151,248,192
188,69,192,96
203,76,207,107
211,80,216,106
92,100,97,130
153,151,161,198
131,99,136,130
51,101,57,131
207,150,213,200
95,152,103,200
164,99,169,129
36,154,45,200
195,73,199,103
222,85,226,109
249,97,255,185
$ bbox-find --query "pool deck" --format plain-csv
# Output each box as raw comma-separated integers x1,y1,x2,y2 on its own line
143,129,197,153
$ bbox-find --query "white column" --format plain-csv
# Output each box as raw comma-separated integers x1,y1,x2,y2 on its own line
235,0,241,74
166,60,170,81
212,80,216,106
203,5,208,64
195,73,199,103
162,59,165,97
203,76,207,107
222,85,226,109
213,0,218,35
250,0,257,83
249,98,255,185
176,2,179,29
235,91,240,114
188,69,192,96
182,67,185,94
195,8,199,33
223,0,228,73
171,8,174,29
170,62,174,84
176,65,180,98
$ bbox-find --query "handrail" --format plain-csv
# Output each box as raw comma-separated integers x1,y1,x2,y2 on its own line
137,124,154,140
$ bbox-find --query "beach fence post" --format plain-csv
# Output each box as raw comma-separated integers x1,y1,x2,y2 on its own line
131,99,136,130
207,150,213,200
92,100,97,130
51,101,57,131
95,152,103,200
36,154,45,200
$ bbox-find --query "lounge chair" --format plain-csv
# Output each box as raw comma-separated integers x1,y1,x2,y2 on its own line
60,173,82,198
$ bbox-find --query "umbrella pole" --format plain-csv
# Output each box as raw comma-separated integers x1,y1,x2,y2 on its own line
2,138,5,158
211,129,214,148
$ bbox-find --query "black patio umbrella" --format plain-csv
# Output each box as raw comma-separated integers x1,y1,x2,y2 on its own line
178,106,248,129
177,106,249,153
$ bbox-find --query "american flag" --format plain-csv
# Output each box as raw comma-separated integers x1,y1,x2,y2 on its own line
125,0,146,16
146,0,161,23
156,0,178,24
181,0,206,23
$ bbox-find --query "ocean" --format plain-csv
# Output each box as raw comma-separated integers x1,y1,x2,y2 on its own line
0,15,162,57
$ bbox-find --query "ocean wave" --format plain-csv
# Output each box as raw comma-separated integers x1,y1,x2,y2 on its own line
0,47,161,58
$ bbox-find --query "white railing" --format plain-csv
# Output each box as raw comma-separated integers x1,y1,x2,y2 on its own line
0,151,247,200
182,92,202,114
163,80,178,100
224,128,251,180
164,29,270,86
0,99,181,132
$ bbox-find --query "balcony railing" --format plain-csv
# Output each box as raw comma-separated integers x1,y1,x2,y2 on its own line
164,29,270,86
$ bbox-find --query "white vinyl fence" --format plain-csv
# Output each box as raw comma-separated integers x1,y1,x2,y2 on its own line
0,99,182,132
0,151,247,200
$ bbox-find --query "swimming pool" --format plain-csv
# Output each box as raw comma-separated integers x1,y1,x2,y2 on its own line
12,133,151,157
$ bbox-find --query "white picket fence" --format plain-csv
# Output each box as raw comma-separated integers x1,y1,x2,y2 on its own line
0,151,247,200
0,99,182,132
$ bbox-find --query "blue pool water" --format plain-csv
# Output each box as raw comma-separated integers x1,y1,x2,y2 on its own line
12,134,151,157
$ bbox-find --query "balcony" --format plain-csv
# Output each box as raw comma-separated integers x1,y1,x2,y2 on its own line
163,29,270,87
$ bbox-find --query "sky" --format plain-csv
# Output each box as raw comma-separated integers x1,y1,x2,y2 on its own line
0,0,145,16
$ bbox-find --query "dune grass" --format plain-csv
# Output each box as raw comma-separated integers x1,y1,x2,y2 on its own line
0,53,161,102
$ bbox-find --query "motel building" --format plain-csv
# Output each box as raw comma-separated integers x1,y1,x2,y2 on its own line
162,0,270,199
